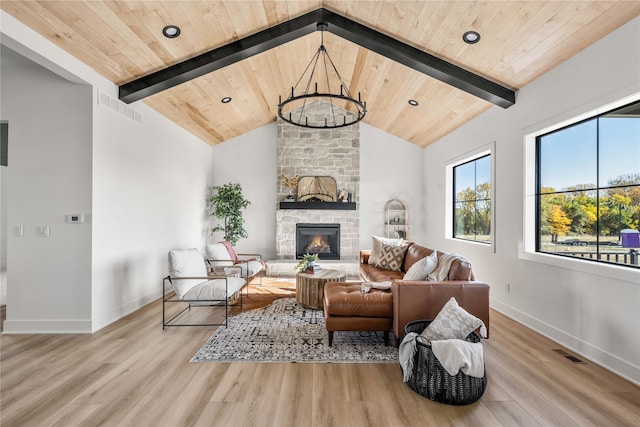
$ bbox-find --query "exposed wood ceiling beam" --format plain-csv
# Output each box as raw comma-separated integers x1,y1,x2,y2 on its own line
119,8,516,108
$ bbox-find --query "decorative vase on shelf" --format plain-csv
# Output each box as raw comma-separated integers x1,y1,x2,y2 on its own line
282,174,299,203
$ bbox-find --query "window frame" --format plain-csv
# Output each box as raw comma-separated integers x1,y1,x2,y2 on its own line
522,93,640,280
445,142,495,252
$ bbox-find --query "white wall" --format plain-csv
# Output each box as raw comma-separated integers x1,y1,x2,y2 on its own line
1,47,93,332
1,166,6,270
360,123,426,248
423,17,640,384
1,11,213,333
1,165,6,305
211,122,426,259
0,165,9,269
91,98,212,332
210,123,278,260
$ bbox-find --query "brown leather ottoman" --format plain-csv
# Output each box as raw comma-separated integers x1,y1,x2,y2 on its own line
323,282,393,346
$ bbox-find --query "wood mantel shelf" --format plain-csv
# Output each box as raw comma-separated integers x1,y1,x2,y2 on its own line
279,201,356,210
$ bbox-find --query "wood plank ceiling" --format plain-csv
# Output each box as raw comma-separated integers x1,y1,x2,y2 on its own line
2,1,639,147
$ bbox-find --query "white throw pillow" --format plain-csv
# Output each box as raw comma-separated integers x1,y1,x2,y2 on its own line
403,250,438,280
230,259,264,277
205,243,233,261
420,297,485,342
168,248,208,299
368,235,403,265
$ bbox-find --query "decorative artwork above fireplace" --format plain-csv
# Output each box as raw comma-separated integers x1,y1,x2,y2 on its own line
280,175,355,210
297,176,337,202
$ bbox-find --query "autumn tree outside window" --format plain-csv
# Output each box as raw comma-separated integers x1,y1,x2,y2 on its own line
535,100,640,268
453,154,492,244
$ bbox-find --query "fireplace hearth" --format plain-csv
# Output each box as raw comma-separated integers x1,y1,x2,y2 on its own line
296,223,340,260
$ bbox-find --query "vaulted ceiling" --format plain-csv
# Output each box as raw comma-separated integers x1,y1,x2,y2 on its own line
2,1,638,147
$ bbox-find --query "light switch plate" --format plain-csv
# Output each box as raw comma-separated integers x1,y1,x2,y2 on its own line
13,225,24,237
36,226,50,237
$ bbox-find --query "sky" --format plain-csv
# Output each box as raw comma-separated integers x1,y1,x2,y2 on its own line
454,154,490,196
539,115,639,191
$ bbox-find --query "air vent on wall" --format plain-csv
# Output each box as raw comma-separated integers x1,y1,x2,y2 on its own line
97,89,141,123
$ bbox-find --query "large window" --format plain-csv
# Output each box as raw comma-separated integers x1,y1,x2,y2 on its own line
453,154,491,243
536,100,640,268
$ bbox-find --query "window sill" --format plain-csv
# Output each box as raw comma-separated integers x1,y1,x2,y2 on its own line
518,250,639,283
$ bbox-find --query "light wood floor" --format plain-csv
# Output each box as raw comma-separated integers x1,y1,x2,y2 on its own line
1,278,639,427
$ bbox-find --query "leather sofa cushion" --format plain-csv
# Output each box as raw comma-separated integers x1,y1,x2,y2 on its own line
360,262,404,282
324,283,393,318
402,242,429,272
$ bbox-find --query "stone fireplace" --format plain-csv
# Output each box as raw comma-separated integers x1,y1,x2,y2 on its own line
296,223,340,260
275,100,360,263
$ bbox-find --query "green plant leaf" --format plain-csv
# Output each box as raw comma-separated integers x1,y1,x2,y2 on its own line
209,182,251,245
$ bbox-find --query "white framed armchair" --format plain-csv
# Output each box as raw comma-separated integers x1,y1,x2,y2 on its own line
163,248,246,328
205,241,265,286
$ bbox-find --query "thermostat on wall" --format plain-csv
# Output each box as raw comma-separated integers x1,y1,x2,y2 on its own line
66,214,84,224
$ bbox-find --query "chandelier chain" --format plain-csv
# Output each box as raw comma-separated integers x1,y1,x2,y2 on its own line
277,22,367,129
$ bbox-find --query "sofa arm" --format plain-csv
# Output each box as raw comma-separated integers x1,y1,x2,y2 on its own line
392,280,490,340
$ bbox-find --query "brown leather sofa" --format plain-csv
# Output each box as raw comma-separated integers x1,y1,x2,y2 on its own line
360,242,490,340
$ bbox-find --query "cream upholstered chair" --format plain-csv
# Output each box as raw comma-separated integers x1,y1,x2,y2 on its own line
205,241,264,286
163,248,246,328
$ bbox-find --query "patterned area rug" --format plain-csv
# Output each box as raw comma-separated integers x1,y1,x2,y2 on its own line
191,298,398,363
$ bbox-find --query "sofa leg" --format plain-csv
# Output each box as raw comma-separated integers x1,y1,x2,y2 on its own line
383,331,389,346
328,331,334,347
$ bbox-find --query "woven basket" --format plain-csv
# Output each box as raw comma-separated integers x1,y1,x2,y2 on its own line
404,320,487,405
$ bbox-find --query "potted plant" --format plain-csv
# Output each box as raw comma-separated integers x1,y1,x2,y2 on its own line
209,182,251,245
295,253,319,273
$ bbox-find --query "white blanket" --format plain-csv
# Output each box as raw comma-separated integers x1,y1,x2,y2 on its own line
399,334,484,381
427,253,468,281
360,281,392,293
398,332,419,382
432,339,485,378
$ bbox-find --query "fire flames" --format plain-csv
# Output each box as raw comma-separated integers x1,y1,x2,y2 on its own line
305,235,331,253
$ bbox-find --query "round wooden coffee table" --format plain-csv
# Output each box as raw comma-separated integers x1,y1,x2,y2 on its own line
296,268,346,309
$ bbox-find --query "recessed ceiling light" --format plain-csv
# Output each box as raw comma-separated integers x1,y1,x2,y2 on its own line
408,99,419,106
162,25,181,38
463,31,480,44
221,97,232,104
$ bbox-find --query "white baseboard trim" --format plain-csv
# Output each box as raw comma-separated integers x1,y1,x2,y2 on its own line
90,290,158,333
491,299,640,387
2,291,158,334
2,319,92,334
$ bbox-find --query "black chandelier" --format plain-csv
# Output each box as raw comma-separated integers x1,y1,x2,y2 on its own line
277,23,367,129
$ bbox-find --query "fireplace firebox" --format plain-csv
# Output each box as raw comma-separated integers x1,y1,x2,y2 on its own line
296,223,340,260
